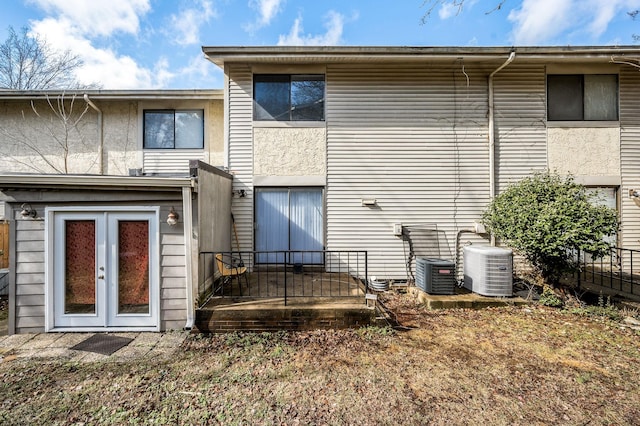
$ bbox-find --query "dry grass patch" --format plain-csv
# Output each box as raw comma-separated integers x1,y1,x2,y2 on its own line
1,292,639,425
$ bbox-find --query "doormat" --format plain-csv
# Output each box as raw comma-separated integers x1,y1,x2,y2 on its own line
71,334,133,356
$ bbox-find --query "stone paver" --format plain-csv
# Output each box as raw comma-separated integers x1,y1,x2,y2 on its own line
0,333,36,349
21,333,64,349
0,331,188,363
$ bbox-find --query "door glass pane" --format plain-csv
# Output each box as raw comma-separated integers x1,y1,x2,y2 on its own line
65,220,96,314
255,190,289,263
118,221,150,314
290,190,324,264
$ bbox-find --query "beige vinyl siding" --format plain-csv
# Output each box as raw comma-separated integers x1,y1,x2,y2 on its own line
143,150,207,174
159,204,187,330
14,216,45,333
493,64,547,192
326,63,493,278
227,64,254,254
619,66,640,255
11,202,187,333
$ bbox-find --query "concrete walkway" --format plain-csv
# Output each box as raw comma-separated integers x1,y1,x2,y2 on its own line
0,331,187,363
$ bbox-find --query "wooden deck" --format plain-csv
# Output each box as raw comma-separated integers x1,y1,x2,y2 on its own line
195,271,374,332
209,270,366,300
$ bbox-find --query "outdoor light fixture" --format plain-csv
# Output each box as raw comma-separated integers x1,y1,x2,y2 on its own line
167,207,179,226
630,189,640,208
234,189,246,198
20,203,37,219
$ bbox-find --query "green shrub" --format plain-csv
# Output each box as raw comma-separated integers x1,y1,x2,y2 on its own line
482,172,618,286
539,286,564,307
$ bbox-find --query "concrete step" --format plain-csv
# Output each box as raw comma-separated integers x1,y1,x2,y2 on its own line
196,300,376,332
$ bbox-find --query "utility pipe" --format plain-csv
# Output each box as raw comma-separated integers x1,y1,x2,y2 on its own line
83,94,104,175
488,51,515,245
182,184,196,330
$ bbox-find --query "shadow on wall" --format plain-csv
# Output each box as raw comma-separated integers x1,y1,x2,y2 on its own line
402,224,453,280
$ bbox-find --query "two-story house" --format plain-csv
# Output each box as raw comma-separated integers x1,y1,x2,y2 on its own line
202,46,640,280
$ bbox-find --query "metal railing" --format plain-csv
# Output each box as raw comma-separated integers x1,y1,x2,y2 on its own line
198,250,368,306
575,246,640,297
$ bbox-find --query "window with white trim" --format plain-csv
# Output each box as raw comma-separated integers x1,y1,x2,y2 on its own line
547,74,618,121
143,109,204,149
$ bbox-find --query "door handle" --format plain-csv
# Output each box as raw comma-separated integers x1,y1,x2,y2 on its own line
98,275,105,280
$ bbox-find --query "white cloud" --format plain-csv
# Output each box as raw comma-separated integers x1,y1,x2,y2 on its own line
438,3,459,20
251,0,284,27
169,0,217,45
508,0,640,45
26,0,150,37
31,17,159,88
277,11,344,46
508,0,574,45
25,0,174,88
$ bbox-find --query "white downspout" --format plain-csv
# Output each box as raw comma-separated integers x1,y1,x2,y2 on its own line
182,185,196,330
488,51,515,245
83,94,104,175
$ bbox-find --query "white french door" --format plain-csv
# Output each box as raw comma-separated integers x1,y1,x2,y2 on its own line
49,209,159,330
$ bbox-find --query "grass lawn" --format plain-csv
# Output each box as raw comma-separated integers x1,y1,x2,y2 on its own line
1,293,639,425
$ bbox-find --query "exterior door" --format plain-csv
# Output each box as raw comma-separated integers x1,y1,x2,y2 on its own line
255,188,323,264
51,210,159,330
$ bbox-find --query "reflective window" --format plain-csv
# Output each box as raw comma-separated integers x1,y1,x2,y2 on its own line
144,110,204,148
254,74,325,121
547,74,618,121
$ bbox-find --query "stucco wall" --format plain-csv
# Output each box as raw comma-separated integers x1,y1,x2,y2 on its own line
0,98,101,174
547,127,620,176
0,98,225,176
253,127,326,176
102,101,139,175
208,101,224,167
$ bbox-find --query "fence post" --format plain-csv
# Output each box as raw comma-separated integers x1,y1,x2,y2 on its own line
577,249,581,290
283,252,287,306
364,251,369,293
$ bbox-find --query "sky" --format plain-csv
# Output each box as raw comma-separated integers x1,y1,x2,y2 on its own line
1,0,640,90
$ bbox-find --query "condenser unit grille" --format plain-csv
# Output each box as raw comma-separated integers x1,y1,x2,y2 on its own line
416,258,456,295
463,246,513,297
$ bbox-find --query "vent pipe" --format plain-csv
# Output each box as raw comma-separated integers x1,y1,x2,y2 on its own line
488,50,515,245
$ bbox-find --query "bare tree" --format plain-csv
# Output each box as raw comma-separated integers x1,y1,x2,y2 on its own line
421,0,507,24
0,26,85,90
0,93,99,174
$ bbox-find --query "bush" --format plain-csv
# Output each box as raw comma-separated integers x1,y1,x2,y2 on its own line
482,172,618,286
539,286,564,307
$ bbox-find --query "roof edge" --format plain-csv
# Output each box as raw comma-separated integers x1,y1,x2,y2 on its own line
0,89,223,100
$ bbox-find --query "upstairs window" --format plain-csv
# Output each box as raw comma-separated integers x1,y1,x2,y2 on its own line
254,74,325,121
547,74,618,121
143,110,204,149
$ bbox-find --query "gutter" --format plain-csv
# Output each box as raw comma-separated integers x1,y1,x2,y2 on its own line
182,186,195,330
488,51,515,245
84,94,104,175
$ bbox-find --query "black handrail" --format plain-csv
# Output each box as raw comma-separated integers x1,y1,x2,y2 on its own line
576,246,640,296
198,250,369,306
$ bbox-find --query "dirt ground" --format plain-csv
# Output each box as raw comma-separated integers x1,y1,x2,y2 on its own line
1,292,639,425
